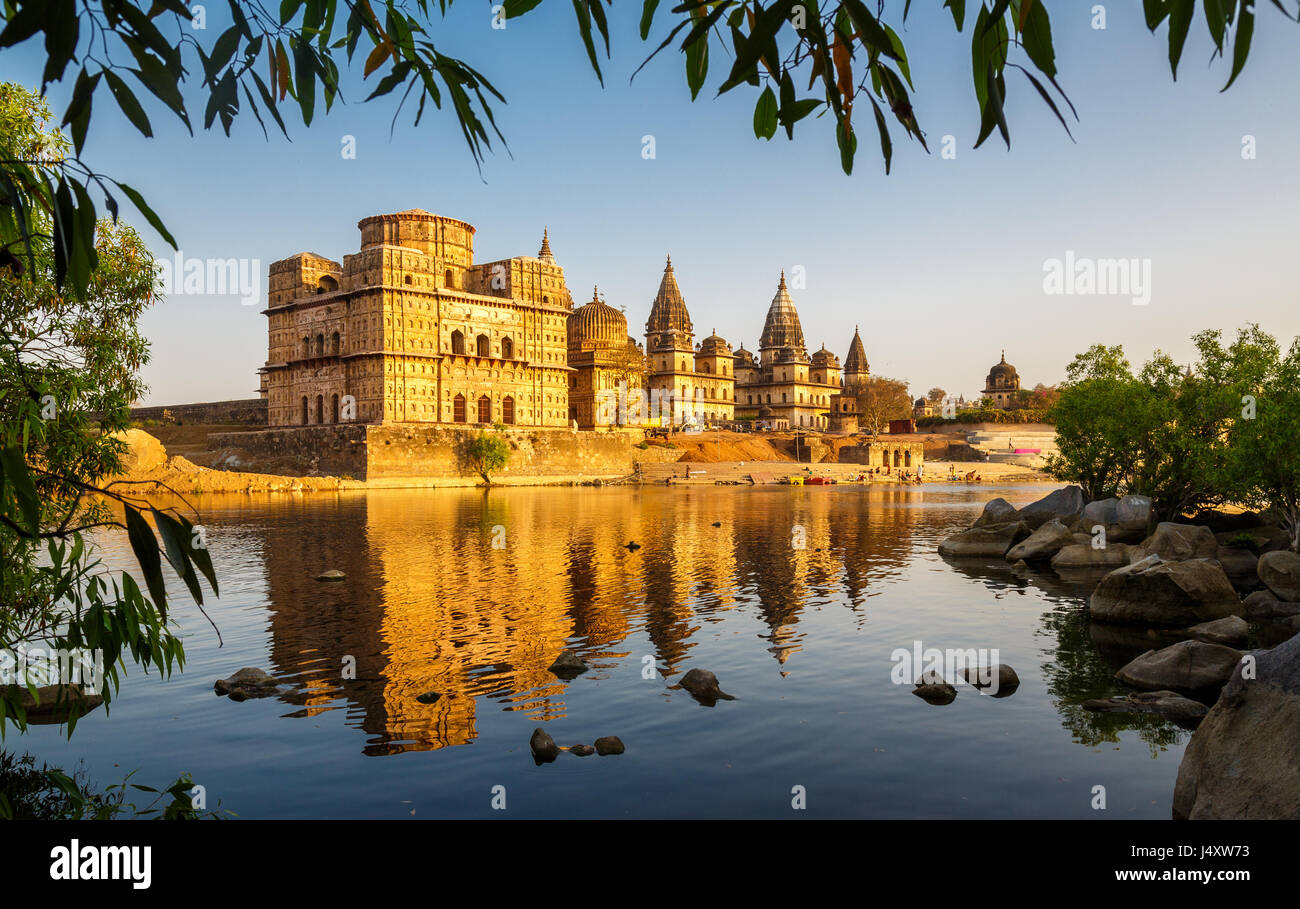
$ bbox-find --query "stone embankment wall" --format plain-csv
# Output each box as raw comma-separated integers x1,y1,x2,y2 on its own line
130,398,268,425
209,424,661,480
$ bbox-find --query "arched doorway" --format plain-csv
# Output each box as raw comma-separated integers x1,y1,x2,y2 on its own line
501,337,513,359
477,395,491,423
502,396,515,425
315,334,324,356
315,395,324,424
451,330,465,355
904,450,912,467
330,332,340,355
453,394,466,423
331,394,340,423
301,396,308,425
476,334,490,358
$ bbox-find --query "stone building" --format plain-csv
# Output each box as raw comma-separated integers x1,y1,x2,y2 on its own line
733,274,841,430
983,350,1021,409
260,210,574,428
827,326,869,433
643,256,735,426
566,287,645,429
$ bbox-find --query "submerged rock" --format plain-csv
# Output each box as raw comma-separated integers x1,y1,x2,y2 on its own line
416,690,443,704
529,728,559,762
214,667,279,700
961,663,1020,697
569,743,595,757
1115,640,1244,694
1259,550,1300,601
1006,518,1073,562
676,668,735,705
316,569,346,581
17,684,105,725
1173,632,1300,819
594,736,625,756
913,670,957,705
1082,690,1208,728
1090,556,1240,626
548,650,590,679
938,520,1030,558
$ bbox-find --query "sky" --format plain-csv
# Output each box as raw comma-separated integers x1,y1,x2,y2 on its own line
7,2,1300,405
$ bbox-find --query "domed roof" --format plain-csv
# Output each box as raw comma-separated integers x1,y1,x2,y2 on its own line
985,350,1020,389
568,286,627,344
759,271,806,354
645,255,692,337
811,344,840,368
733,345,758,367
699,329,731,356
844,326,869,376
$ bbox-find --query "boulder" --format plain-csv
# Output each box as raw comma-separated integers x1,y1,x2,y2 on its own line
1115,640,1244,694
938,520,1030,558
960,663,1020,697
1238,590,1300,621
316,570,346,582
17,684,105,725
547,650,590,680
1005,519,1073,563
1051,542,1132,569
110,429,168,474
529,728,559,762
1082,690,1208,728
676,668,735,705
1214,546,1260,586
912,670,957,705
594,735,625,756
416,690,443,704
973,498,1018,527
1017,486,1086,529
1259,550,1300,601
1116,495,1153,531
1184,615,1249,647
1129,522,1218,563
1173,632,1300,819
214,667,279,698
1080,498,1119,528
1090,556,1240,627
568,743,595,757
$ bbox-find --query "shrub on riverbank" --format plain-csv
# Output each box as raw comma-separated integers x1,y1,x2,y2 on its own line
915,408,1054,427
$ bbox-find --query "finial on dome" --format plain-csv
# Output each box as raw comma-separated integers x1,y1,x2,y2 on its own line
539,228,553,260
779,269,786,289
1001,349,1006,363
665,254,673,270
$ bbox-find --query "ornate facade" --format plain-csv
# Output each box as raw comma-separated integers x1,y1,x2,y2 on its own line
643,257,735,426
260,211,574,428
983,350,1021,409
566,287,644,429
733,274,843,430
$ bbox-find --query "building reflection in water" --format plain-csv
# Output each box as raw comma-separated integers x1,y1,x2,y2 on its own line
251,486,920,756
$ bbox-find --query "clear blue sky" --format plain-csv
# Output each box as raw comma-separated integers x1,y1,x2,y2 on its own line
10,2,1300,404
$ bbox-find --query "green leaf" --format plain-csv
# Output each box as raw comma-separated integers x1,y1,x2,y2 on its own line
1167,0,1194,78
115,182,177,248
640,0,661,39
753,85,777,139
867,96,892,174
504,0,546,17
944,0,967,30
1222,0,1254,91
1021,0,1057,78
0,446,40,535
103,70,153,137
124,506,169,619
151,507,203,605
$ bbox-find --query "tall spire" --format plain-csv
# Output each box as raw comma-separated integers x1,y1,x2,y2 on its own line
646,254,693,344
760,271,805,355
539,228,554,262
844,325,869,379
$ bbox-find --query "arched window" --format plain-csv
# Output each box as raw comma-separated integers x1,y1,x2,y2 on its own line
501,337,513,359
905,450,913,467
315,395,324,424
317,275,338,293
893,449,901,467
477,395,491,423
331,394,340,423
476,334,490,357
502,396,515,425
302,336,311,357
301,396,309,425
451,330,465,355
453,394,466,422
331,332,340,356
404,274,412,285
882,451,889,467
315,334,325,356
444,268,454,288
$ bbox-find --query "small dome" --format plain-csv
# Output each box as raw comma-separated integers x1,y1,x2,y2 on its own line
985,350,1021,392
811,344,840,368
733,346,758,368
568,286,627,345
699,329,731,356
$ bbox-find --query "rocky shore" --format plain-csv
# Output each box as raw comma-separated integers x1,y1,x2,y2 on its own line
940,486,1300,819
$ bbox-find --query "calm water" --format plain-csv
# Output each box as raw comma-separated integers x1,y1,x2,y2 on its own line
23,483,1191,819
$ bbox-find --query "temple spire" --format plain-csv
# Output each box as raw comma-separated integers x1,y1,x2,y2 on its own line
539,228,554,262
665,254,673,271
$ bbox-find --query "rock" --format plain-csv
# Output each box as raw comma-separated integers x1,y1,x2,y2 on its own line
110,429,168,474
938,520,1030,558
960,663,1020,697
912,670,957,705
1116,495,1153,531
547,650,590,679
676,668,735,705
214,667,278,697
1238,589,1300,620
316,569,346,581
17,684,105,725
1006,518,1074,563
569,743,595,757
1259,550,1300,601
973,498,1018,527
1082,690,1208,728
1214,546,1260,586
1184,615,1249,647
1016,485,1086,529
1090,556,1240,627
1081,498,1119,528
1173,632,1300,819
529,728,559,762
1115,640,1244,694
1050,542,1132,569
1129,522,1219,563
625,541,641,551
416,691,442,704
1010,558,1029,571
594,735,625,756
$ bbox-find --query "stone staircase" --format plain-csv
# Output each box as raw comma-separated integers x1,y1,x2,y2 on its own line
965,429,1059,468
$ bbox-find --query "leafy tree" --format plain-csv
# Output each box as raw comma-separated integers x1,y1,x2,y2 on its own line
464,430,509,484
853,374,911,435
3,1,1297,297
926,387,946,403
